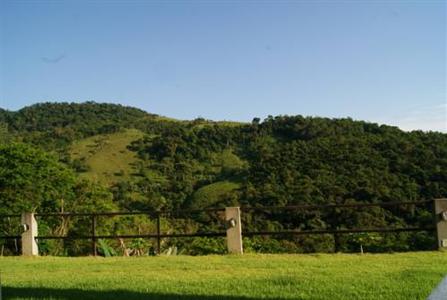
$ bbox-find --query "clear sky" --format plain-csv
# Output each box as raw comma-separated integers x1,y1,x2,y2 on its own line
0,0,445,132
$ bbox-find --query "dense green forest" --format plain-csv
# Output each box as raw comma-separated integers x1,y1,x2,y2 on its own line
1,102,446,255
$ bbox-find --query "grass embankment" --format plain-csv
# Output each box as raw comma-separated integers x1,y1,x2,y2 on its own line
0,252,446,300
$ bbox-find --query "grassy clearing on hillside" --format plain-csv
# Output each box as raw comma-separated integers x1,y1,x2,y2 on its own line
191,181,241,208
70,129,144,185
0,252,446,300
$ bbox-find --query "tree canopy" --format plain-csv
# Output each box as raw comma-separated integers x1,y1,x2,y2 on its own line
0,143,76,213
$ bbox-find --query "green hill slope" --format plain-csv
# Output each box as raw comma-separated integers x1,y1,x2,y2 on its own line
190,181,241,209
70,129,145,185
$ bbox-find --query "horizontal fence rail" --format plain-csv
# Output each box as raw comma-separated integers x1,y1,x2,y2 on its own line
240,200,433,211
33,207,226,218
0,199,444,256
0,214,22,240
38,232,227,240
243,227,435,237
0,235,21,239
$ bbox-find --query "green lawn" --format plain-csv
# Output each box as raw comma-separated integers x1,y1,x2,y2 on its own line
0,252,446,300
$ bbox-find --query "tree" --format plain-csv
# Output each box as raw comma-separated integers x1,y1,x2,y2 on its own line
0,143,76,213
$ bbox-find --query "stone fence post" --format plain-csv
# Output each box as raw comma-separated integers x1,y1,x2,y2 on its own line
21,212,38,256
434,199,447,250
225,207,243,254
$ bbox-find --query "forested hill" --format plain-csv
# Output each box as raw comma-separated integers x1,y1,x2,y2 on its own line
1,101,446,208
0,102,157,148
2,102,153,131
1,102,446,253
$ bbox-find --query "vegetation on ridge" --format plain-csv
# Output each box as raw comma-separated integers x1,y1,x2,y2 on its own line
0,102,446,255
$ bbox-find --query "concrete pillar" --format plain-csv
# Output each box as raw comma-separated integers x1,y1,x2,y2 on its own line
21,212,38,256
434,199,447,250
225,207,243,254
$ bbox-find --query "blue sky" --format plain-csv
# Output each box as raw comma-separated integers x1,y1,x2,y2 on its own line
0,0,445,131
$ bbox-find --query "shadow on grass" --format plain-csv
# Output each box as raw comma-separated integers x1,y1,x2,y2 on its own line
3,287,256,300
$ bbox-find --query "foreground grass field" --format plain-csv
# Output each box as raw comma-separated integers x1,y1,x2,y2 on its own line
0,252,446,300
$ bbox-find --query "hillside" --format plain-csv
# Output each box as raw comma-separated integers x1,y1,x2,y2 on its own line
1,101,446,254
70,128,145,185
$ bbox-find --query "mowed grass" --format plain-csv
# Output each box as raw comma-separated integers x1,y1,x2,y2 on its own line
0,252,446,300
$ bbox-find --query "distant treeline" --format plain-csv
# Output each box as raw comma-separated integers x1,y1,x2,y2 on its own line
0,102,446,255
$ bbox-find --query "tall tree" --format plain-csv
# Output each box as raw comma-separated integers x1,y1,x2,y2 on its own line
0,143,76,213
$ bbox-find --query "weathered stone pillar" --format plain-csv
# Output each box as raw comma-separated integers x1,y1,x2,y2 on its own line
225,207,243,254
21,212,38,256
434,199,447,250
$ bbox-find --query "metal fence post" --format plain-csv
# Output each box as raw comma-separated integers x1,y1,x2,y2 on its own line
334,233,340,253
434,198,447,250
156,212,161,254
21,212,38,256
91,214,97,256
225,207,243,254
